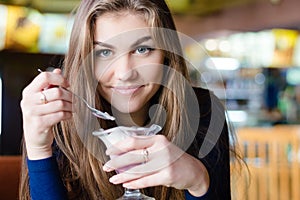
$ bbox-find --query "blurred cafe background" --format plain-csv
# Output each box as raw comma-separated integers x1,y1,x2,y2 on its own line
0,0,300,199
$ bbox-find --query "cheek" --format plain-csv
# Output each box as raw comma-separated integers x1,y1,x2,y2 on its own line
136,57,164,84
94,62,112,83
145,67,163,84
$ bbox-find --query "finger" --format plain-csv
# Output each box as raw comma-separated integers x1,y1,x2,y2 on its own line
122,172,168,189
38,112,72,134
122,157,209,191
21,98,73,123
109,166,167,189
103,149,146,172
106,155,166,184
52,68,62,74
24,86,72,107
116,144,185,174
38,87,73,104
39,111,73,125
106,135,156,155
37,101,73,116
26,70,70,92
23,111,72,134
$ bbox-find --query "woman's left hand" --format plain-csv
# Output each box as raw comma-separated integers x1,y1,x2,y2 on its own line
103,134,210,197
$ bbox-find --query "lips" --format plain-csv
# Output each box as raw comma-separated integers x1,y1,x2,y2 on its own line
112,85,144,95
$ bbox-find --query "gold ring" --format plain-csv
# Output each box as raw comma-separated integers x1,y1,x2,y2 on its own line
142,148,149,164
40,91,48,104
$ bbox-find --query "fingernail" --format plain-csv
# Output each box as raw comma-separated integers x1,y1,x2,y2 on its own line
103,164,114,172
105,149,112,155
109,176,118,183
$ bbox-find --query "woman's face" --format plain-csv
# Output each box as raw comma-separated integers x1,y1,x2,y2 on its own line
94,12,164,117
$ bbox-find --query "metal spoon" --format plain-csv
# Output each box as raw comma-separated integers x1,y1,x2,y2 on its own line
38,69,115,121
71,92,115,121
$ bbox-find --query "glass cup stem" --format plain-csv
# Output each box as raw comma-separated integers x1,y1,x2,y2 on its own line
117,188,155,200
124,188,142,197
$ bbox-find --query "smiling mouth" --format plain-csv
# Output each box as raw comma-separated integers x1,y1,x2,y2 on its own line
112,85,144,95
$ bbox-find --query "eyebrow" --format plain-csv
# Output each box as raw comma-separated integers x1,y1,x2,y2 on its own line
93,36,152,49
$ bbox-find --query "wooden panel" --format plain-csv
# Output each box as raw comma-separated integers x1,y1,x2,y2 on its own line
232,125,300,200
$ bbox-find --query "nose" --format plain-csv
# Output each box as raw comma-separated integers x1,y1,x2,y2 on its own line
113,53,138,81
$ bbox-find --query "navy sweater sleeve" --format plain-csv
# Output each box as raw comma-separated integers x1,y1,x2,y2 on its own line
184,187,212,200
185,88,231,200
27,156,68,200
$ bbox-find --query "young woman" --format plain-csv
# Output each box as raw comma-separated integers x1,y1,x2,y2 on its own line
20,0,234,199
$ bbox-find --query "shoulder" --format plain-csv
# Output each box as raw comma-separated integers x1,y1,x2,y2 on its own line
192,87,225,114
192,87,209,97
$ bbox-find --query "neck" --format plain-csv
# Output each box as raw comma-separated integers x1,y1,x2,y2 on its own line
113,104,149,127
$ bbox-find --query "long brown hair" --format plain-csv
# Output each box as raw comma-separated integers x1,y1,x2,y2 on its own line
19,0,218,199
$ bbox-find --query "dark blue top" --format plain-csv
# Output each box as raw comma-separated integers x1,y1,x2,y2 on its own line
27,157,67,200
27,88,231,200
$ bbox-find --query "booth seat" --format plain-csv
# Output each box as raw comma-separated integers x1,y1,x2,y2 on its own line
0,156,22,200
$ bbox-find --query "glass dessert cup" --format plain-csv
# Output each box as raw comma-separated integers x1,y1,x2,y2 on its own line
93,124,161,200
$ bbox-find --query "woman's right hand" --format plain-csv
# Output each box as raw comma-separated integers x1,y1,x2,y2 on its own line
20,69,73,160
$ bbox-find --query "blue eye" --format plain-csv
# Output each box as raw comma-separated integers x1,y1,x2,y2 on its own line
134,46,154,55
95,49,112,58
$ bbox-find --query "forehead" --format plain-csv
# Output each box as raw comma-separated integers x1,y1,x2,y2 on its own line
95,12,151,42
